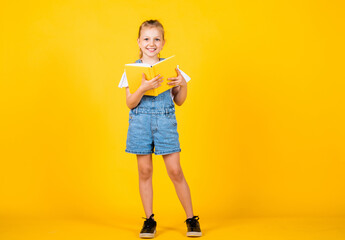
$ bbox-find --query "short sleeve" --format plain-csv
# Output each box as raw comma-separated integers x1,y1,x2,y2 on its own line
118,71,128,88
177,65,191,82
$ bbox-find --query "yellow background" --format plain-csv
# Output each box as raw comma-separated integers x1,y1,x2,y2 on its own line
1,0,345,232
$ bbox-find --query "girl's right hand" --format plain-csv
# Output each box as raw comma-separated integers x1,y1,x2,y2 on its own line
140,73,164,92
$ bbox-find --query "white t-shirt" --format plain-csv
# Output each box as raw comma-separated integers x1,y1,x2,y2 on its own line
118,65,191,99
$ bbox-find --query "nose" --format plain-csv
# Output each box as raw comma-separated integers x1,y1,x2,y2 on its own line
149,39,155,46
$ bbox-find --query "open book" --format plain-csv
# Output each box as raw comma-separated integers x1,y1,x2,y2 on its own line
124,55,179,96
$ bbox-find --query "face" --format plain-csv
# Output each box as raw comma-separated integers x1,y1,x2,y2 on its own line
137,27,165,58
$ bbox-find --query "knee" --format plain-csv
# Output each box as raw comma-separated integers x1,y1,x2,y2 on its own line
168,168,184,182
138,167,153,180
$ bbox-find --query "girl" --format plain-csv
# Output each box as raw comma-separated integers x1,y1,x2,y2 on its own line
118,19,202,238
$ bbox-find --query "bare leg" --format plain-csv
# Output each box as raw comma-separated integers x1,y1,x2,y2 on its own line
137,154,154,219
162,152,194,219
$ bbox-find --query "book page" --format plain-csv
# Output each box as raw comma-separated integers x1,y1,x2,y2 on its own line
125,63,151,67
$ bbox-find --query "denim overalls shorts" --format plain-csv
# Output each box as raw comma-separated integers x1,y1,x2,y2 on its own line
125,58,181,155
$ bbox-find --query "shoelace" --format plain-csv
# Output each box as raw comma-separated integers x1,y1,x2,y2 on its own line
142,214,155,229
184,215,199,227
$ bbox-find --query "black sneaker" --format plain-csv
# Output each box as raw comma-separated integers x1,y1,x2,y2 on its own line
139,213,157,238
185,215,202,237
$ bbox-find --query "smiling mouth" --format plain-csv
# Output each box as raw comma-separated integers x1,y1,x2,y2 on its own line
147,48,156,52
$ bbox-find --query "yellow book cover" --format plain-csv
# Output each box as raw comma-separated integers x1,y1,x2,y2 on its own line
124,55,179,96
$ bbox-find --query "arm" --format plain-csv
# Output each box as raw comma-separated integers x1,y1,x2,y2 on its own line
125,73,164,109
125,86,145,109
171,85,187,106
168,68,188,106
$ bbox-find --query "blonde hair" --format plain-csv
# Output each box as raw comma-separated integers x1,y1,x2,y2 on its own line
138,19,165,59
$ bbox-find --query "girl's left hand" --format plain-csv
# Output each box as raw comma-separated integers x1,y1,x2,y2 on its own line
167,68,187,87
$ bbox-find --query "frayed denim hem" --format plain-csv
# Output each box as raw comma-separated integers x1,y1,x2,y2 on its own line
125,149,153,155
154,148,181,156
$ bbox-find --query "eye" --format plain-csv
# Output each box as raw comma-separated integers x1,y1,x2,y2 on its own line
144,38,148,40
155,39,160,41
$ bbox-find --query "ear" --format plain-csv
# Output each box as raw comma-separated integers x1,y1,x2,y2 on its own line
162,39,166,47
137,38,140,46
